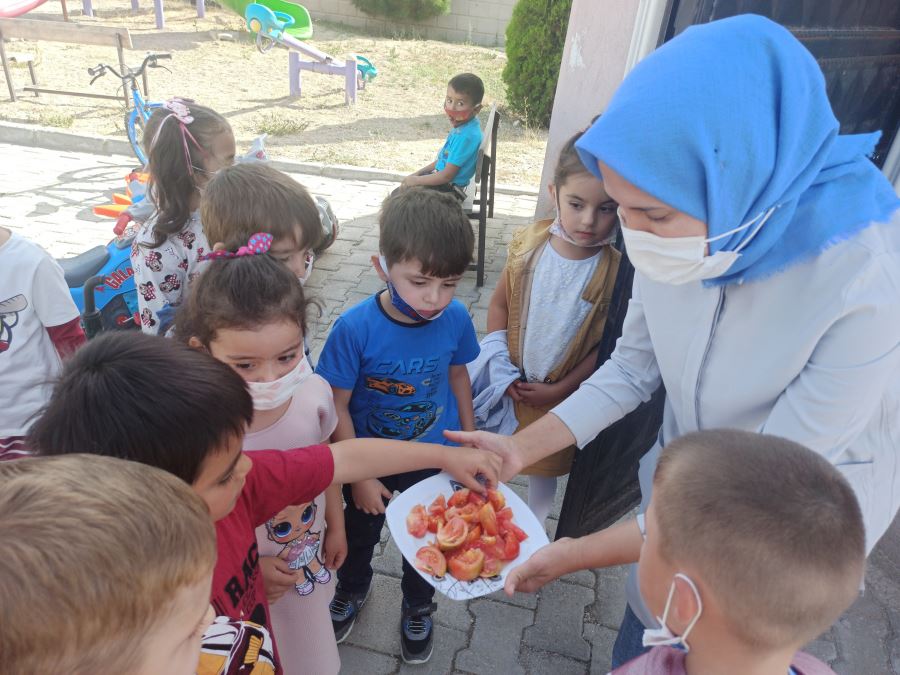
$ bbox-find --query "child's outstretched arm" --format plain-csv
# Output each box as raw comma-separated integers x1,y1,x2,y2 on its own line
403,163,461,188
329,438,501,493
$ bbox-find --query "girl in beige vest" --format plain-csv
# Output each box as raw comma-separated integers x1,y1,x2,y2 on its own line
486,131,621,521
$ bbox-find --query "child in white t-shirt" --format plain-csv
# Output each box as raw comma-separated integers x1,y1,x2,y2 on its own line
177,241,343,675
0,227,85,459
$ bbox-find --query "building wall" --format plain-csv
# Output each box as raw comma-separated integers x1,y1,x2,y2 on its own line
535,0,646,216
303,0,517,47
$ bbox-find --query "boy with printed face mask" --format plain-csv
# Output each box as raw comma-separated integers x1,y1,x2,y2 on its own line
400,73,484,200
316,187,479,664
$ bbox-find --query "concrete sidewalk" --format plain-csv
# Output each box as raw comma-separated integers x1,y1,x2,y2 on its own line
1,142,897,674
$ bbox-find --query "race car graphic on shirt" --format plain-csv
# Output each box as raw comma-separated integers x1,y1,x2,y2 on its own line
0,294,27,353
367,401,437,440
365,376,416,396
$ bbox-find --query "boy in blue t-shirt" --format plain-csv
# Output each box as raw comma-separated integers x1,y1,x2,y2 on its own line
401,73,484,201
317,187,479,664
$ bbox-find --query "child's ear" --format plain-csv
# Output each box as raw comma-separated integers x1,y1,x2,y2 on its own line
372,255,389,282
671,575,703,634
187,336,207,351
548,183,558,204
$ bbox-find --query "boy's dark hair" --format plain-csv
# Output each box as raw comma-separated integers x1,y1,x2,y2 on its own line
553,130,593,187
379,187,474,277
654,429,865,649
29,332,253,484
175,254,309,347
449,73,485,105
202,163,322,253
144,101,231,249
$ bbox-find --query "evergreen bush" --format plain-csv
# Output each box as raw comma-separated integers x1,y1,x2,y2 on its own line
351,0,451,22
502,0,573,127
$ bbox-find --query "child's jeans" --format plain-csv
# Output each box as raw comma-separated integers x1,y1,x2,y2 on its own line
337,467,438,610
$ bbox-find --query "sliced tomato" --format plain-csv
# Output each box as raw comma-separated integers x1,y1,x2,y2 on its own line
497,507,514,523
415,545,447,578
500,533,520,561
467,490,487,507
455,503,481,524
428,494,446,517
447,488,471,508
478,502,499,536
506,522,528,542
474,534,505,559
487,488,506,511
447,547,485,581
406,504,428,538
465,524,483,545
427,514,444,534
479,555,504,578
436,516,468,551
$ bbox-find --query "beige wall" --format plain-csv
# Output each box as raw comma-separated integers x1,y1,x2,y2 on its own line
303,0,517,47
535,0,644,216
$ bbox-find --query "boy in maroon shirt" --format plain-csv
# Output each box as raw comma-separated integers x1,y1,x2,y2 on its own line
29,333,500,672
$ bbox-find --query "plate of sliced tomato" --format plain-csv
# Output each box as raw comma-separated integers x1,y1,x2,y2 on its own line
385,472,550,600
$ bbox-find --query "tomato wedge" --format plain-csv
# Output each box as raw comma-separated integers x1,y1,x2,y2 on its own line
415,545,447,577
467,490,487,507
487,488,506,511
406,504,428,538
465,524,483,545
480,555,504,578
436,516,468,551
497,507,514,523
455,503,481,524
500,533,520,561
428,494,446,517
427,514,444,534
478,502,499,536
447,548,485,581
447,488,471,508
505,522,528,542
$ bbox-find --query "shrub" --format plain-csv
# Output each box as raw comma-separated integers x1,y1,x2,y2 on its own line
351,0,451,22
503,0,573,127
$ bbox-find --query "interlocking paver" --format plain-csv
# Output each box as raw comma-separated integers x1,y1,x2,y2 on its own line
455,599,534,675
523,580,593,661
518,646,589,674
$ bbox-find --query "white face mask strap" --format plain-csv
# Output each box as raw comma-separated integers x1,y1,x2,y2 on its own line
706,205,777,248
672,573,703,650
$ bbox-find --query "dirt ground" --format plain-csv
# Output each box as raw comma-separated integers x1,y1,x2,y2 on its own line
0,2,548,186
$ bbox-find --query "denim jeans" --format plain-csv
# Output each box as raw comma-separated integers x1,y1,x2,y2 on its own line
336,468,438,610
611,604,651,668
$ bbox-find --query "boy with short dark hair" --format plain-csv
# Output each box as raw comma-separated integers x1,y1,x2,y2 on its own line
0,453,218,675
29,332,499,674
506,429,865,675
316,187,478,663
401,73,485,200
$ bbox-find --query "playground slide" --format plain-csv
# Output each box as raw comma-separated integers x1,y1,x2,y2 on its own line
0,0,49,18
217,0,312,39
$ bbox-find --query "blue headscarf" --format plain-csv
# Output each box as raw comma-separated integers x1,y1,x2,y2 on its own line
575,14,899,286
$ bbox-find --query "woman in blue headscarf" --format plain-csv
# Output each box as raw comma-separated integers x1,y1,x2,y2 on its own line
447,13,900,665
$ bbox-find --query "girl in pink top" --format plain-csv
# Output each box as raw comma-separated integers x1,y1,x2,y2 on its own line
178,239,344,675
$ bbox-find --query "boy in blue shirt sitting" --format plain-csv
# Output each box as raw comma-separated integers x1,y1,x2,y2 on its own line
317,187,479,664
401,73,484,201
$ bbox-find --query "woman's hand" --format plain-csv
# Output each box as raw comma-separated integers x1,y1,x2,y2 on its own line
504,538,578,595
351,478,393,515
443,429,524,482
323,525,348,570
259,556,301,604
513,381,564,408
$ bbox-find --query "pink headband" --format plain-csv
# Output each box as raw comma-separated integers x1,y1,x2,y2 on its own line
149,98,207,175
202,233,273,261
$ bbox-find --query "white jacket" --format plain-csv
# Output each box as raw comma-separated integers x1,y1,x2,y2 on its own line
552,212,900,624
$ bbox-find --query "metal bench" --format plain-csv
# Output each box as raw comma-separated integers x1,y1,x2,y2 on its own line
468,103,499,287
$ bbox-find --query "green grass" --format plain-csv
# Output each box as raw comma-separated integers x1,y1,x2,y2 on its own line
36,111,74,129
255,113,309,137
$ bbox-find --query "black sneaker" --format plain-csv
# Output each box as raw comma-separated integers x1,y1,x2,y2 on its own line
400,601,437,664
329,587,369,644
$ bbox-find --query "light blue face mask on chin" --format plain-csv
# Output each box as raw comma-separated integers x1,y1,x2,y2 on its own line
378,255,446,322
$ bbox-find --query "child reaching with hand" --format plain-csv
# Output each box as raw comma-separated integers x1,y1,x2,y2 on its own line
475,130,620,523
132,98,235,335
176,243,343,675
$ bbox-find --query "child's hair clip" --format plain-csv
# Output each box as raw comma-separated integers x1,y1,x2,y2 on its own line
201,232,274,261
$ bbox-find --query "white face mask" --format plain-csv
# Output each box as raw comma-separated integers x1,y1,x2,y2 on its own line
246,355,313,411
642,573,704,652
549,216,616,248
620,206,776,285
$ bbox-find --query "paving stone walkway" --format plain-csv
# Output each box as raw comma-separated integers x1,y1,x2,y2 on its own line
1,142,897,674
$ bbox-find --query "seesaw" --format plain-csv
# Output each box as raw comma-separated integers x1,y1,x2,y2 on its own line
241,0,376,105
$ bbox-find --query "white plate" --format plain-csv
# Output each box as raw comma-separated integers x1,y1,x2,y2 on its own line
385,472,550,600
